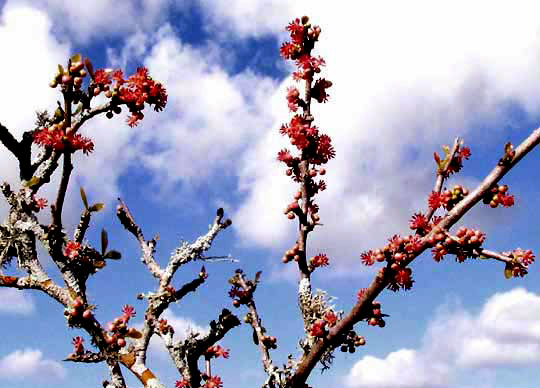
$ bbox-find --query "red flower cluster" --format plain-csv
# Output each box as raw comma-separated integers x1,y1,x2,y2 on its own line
93,66,168,127
204,376,223,388
121,305,136,322
204,345,230,359
310,253,330,268
64,241,81,259
34,127,94,155
175,380,190,388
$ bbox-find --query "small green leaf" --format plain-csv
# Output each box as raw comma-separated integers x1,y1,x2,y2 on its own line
104,250,121,260
23,176,41,188
101,229,108,255
504,264,513,279
504,142,513,155
80,187,89,209
58,64,65,75
89,203,105,212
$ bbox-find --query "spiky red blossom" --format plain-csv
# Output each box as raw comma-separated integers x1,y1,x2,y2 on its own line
33,127,94,155
512,248,535,266
35,197,48,209
65,241,81,259
394,268,414,290
277,149,295,166
428,191,448,210
360,250,375,266
175,379,190,388
72,336,84,354
205,376,223,388
405,235,422,254
432,248,446,262
310,319,326,337
280,42,300,59
94,69,112,85
205,345,230,359
500,193,515,207
122,305,136,321
324,311,338,326
409,212,428,231
512,265,528,277
460,147,471,159
286,18,305,44
315,134,335,163
311,253,329,267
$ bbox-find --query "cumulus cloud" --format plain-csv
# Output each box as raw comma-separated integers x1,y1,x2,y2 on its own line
0,288,35,314
0,348,66,380
344,288,540,388
4,0,182,44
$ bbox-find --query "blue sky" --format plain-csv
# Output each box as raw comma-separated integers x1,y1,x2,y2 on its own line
1,1,540,387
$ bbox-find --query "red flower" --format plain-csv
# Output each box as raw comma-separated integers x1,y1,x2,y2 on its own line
122,305,136,321
360,250,375,266
324,311,338,327
35,197,48,209
33,127,94,155
500,194,515,207
205,345,230,359
175,379,190,388
205,376,223,388
428,191,447,210
65,241,81,259
460,147,471,160
94,69,112,85
395,268,414,290
311,253,329,267
310,319,326,337
286,18,305,44
409,212,428,231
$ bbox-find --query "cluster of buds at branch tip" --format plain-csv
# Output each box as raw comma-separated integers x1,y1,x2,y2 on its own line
339,329,366,353
365,301,388,328
282,241,302,263
103,305,140,349
428,184,470,211
482,184,514,208
430,226,486,262
64,296,94,324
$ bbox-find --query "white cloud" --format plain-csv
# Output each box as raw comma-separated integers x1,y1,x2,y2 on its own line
344,288,540,388
0,288,35,314
4,0,180,44
0,348,66,380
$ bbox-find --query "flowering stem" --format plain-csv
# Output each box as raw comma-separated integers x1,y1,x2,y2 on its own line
288,128,540,387
425,137,462,223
